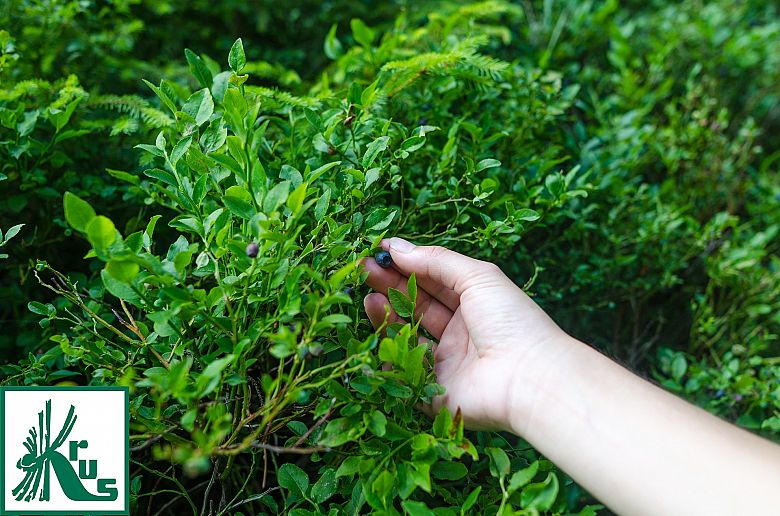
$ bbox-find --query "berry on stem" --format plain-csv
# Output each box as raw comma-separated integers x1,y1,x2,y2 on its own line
246,242,259,258
375,250,393,268
344,287,356,298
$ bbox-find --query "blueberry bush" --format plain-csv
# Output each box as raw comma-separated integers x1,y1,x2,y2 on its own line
2,0,778,514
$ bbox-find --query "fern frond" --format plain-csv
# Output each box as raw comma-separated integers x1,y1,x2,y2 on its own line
89,94,173,128
110,115,139,136
245,86,320,108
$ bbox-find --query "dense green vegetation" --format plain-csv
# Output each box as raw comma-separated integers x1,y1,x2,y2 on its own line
2,0,778,513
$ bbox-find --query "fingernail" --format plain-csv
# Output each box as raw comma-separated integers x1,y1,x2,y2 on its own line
388,237,415,253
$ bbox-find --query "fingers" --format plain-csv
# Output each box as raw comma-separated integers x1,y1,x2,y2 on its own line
363,258,453,339
381,237,503,295
363,292,403,330
433,308,470,381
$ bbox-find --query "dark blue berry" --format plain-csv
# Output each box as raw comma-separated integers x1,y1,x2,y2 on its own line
375,250,393,268
344,287,356,298
246,242,259,258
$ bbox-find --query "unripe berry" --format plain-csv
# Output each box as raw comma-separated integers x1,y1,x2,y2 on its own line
246,242,259,258
375,250,392,268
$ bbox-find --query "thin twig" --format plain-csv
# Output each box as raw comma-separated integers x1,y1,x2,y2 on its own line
223,487,279,513
246,442,329,455
293,406,334,447
130,425,178,453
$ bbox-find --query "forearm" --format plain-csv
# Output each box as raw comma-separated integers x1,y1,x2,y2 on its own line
510,336,780,515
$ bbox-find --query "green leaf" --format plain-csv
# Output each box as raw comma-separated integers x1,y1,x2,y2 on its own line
307,161,341,182
310,467,337,504
365,410,387,437
507,461,539,494
182,89,214,126
370,469,393,506
264,181,290,213
350,18,375,48
362,136,390,169
485,447,510,478
170,135,192,165
388,288,414,319
367,209,396,232
380,381,412,398
278,463,309,498
134,143,164,157
185,48,213,89
364,167,381,190
321,314,352,325
521,472,559,511
86,216,117,251
106,169,140,186
101,270,141,303
432,407,452,438
514,208,541,221
224,185,256,220
142,79,177,115
28,301,49,316
144,168,178,188
63,192,96,232
319,417,364,447
286,182,308,215
672,354,687,381
48,97,82,132
431,461,468,480
476,158,501,172
324,24,343,59
105,260,140,283
314,188,330,220
400,136,425,153
462,486,481,512
407,272,417,304
3,223,24,242
379,338,402,364
545,173,564,198
17,110,38,137
401,500,432,516
336,457,361,478
228,38,246,73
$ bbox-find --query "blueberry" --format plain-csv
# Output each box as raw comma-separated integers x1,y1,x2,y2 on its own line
246,242,259,258
734,394,743,402
344,287,356,298
375,250,392,268
714,389,725,399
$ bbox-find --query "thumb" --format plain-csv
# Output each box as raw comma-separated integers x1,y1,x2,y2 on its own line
382,237,501,294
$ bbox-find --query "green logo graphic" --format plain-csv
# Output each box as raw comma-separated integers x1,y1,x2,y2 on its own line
1,386,129,516
13,399,118,503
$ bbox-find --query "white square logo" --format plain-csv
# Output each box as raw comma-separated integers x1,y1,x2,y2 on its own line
0,387,129,515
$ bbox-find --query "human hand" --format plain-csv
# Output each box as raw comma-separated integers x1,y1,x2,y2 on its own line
362,237,575,432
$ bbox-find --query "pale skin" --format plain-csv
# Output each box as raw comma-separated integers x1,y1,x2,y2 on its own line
362,237,780,516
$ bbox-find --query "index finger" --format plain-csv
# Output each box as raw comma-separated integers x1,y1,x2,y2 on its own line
380,237,500,296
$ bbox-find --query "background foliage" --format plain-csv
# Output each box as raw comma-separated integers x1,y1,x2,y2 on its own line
1,0,778,514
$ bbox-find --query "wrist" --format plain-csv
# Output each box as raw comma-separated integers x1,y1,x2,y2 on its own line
505,333,590,437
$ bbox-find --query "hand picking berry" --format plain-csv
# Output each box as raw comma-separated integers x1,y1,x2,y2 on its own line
375,250,393,268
